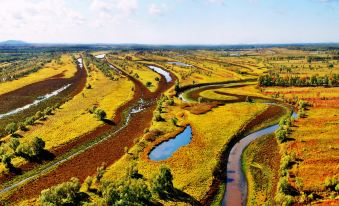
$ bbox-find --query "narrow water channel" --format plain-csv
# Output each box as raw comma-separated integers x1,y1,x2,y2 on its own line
148,65,172,82
223,111,297,206
0,84,71,120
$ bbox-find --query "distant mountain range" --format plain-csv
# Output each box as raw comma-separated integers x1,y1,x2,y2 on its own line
0,40,30,46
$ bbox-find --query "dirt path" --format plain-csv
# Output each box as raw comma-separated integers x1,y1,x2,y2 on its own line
1,61,176,204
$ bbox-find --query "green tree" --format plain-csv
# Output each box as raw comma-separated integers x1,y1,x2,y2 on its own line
16,137,46,160
1,154,13,169
5,122,17,135
151,165,174,198
40,177,81,206
25,116,36,125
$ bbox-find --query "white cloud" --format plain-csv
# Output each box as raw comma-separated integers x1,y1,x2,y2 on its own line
148,3,167,16
90,0,139,15
0,0,85,42
90,0,139,28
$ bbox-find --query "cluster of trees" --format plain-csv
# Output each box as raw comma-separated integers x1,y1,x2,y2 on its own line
0,54,56,82
0,136,46,170
154,95,175,123
4,104,60,136
275,116,293,143
40,177,81,205
39,164,176,206
274,152,299,205
258,74,338,87
84,54,116,80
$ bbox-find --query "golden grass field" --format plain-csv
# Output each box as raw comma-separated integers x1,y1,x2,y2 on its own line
242,134,281,206
0,55,77,95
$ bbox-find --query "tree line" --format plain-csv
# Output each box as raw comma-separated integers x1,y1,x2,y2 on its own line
258,74,338,87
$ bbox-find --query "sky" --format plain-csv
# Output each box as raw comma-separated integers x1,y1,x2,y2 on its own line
0,0,339,44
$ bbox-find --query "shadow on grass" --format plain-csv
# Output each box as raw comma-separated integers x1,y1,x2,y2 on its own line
19,149,55,164
159,188,202,206
103,119,115,125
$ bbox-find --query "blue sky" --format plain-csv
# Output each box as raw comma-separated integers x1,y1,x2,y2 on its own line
0,0,339,44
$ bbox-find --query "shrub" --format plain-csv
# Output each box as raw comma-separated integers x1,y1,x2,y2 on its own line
245,96,254,103
44,107,53,116
1,154,12,169
275,128,287,143
96,165,106,183
18,122,28,131
167,99,175,106
35,111,43,120
154,113,163,122
84,176,93,191
86,84,92,89
53,103,61,109
324,177,339,191
279,178,293,195
8,138,20,151
146,81,152,87
174,81,180,94
40,178,81,206
89,105,97,114
171,117,178,126
280,155,293,171
95,109,107,121
5,122,17,135
25,116,36,125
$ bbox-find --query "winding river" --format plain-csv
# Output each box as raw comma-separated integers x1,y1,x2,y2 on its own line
147,65,172,82
0,84,71,120
178,81,294,206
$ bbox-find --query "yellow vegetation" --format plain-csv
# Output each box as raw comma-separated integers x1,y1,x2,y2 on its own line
0,55,77,95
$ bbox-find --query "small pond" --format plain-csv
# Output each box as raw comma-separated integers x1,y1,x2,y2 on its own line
167,61,192,67
95,54,106,59
149,126,192,161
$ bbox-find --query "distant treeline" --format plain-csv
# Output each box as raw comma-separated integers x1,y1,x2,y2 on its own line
267,55,339,61
258,74,339,87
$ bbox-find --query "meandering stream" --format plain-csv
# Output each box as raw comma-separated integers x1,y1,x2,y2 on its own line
148,65,172,82
177,81,294,206
223,111,297,206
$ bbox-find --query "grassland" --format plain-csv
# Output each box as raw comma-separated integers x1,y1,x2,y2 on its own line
266,86,339,205
242,134,281,206
0,55,77,96
1,47,338,206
